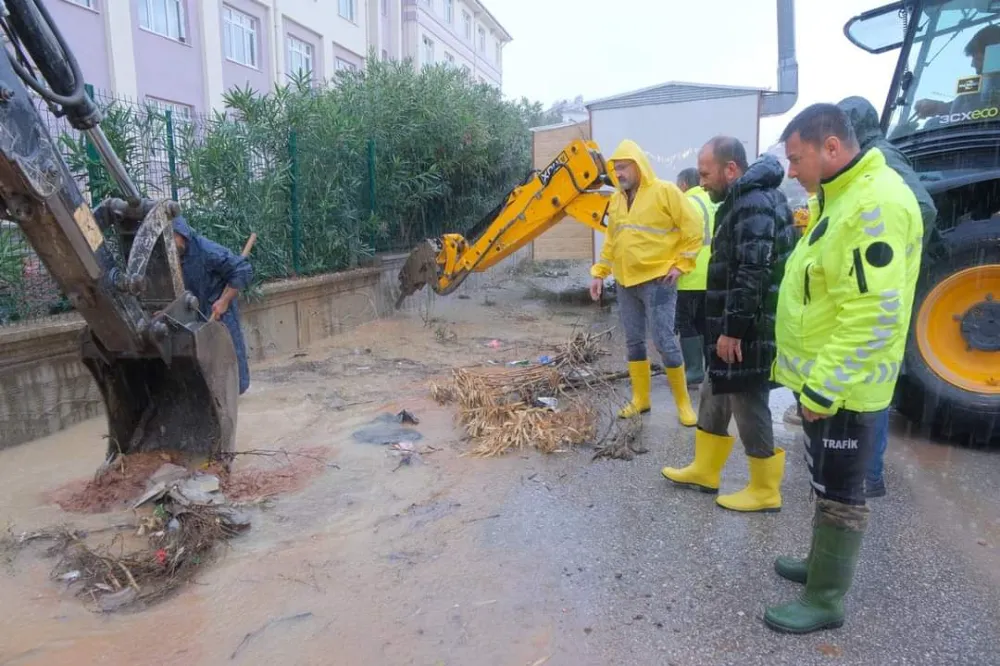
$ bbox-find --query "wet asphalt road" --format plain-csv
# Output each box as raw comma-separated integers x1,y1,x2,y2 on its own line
479,384,1000,666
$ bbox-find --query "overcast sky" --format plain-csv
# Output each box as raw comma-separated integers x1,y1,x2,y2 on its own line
491,0,901,150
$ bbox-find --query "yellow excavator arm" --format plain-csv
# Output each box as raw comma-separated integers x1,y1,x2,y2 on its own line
396,139,612,306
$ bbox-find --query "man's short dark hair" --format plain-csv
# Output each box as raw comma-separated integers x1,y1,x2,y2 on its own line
780,103,858,148
676,167,699,189
705,136,749,172
965,25,1000,56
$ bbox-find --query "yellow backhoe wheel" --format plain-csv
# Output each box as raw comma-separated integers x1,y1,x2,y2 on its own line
896,220,1000,446
916,265,1000,394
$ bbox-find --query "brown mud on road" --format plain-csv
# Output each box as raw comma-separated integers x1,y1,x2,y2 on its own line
0,276,617,666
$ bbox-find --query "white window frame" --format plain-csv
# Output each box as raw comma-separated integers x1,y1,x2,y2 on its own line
444,0,454,23
286,35,314,81
146,96,193,165
422,35,435,65
339,0,356,22
223,6,258,68
138,0,186,42
462,11,472,40
335,57,357,72
478,26,486,53
65,0,95,8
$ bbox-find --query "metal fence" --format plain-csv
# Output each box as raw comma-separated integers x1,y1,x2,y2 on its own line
0,77,526,327
0,86,382,326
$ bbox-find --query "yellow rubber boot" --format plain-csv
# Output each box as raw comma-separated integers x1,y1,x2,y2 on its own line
618,360,652,419
661,429,736,493
716,447,786,513
665,366,697,426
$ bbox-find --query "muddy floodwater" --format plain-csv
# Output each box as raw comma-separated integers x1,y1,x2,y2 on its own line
2,273,999,666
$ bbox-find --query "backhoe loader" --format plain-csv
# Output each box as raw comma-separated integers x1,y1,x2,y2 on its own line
845,0,1000,444
0,0,238,461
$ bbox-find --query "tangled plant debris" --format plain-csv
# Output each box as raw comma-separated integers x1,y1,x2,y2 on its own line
432,329,653,459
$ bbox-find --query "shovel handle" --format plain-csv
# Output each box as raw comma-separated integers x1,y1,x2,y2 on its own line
209,233,257,322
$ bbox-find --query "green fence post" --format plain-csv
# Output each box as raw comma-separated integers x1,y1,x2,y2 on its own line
367,138,376,216
164,109,179,201
83,84,104,203
288,129,301,276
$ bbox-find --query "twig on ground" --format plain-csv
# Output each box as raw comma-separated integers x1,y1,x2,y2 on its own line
230,612,314,660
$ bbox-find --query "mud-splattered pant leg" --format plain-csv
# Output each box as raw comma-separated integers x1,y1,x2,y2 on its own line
618,278,683,368
799,403,879,506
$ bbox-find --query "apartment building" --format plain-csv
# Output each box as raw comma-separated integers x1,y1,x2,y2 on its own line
44,0,509,119
377,0,510,88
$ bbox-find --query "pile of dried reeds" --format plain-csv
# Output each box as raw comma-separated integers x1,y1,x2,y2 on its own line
50,503,248,611
434,328,648,458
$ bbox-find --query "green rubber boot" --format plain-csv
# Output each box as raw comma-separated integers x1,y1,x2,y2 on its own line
774,507,820,584
680,336,705,386
764,501,868,634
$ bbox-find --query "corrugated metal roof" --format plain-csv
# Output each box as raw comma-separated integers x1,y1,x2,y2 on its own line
529,120,587,132
586,81,765,111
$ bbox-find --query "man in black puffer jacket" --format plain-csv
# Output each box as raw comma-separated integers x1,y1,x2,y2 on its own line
662,136,798,513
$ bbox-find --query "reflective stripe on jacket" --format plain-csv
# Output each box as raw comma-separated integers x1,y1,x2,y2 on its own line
772,147,923,415
590,139,704,287
677,186,717,291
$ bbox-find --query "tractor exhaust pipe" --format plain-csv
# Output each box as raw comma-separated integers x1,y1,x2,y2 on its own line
761,0,799,117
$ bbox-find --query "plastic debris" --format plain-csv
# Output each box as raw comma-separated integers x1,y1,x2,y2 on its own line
535,397,559,411
487,339,502,349
397,410,420,425
507,360,530,367
538,355,552,365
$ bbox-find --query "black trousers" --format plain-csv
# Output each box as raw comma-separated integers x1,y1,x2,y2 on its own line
675,289,705,339
797,398,879,506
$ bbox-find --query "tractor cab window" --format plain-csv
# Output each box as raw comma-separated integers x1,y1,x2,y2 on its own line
891,2,1000,139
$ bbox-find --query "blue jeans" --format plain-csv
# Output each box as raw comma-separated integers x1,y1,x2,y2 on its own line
867,409,890,484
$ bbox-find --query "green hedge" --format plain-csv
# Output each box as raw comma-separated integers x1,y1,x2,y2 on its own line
58,53,562,283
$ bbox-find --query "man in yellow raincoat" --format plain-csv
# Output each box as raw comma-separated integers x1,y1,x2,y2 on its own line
589,139,704,426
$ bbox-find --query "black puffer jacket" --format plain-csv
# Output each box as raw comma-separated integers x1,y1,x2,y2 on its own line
837,96,943,261
705,154,798,394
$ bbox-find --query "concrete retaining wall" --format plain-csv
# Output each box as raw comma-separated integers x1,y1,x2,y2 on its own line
0,245,531,450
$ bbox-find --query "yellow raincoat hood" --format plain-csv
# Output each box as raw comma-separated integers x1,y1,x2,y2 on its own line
606,139,657,191
591,139,705,287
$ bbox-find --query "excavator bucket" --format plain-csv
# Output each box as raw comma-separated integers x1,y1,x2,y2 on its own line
395,239,441,307
81,316,239,464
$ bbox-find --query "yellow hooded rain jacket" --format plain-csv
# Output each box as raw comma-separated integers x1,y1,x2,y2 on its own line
591,140,704,287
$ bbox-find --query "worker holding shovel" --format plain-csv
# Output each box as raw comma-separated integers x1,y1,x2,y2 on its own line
172,218,255,395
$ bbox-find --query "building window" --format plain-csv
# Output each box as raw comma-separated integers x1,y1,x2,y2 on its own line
66,0,95,8
138,0,186,42
444,52,455,67
286,36,314,81
494,39,501,65
444,0,453,23
462,64,470,74
422,35,434,65
478,26,486,52
462,11,472,40
382,48,389,60
339,0,355,22
146,96,192,163
223,6,257,68
335,57,357,72
381,0,388,16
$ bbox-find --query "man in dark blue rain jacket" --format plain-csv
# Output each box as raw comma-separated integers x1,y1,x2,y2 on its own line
172,217,253,394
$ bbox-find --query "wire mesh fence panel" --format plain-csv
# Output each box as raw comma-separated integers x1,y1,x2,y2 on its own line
0,61,539,327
